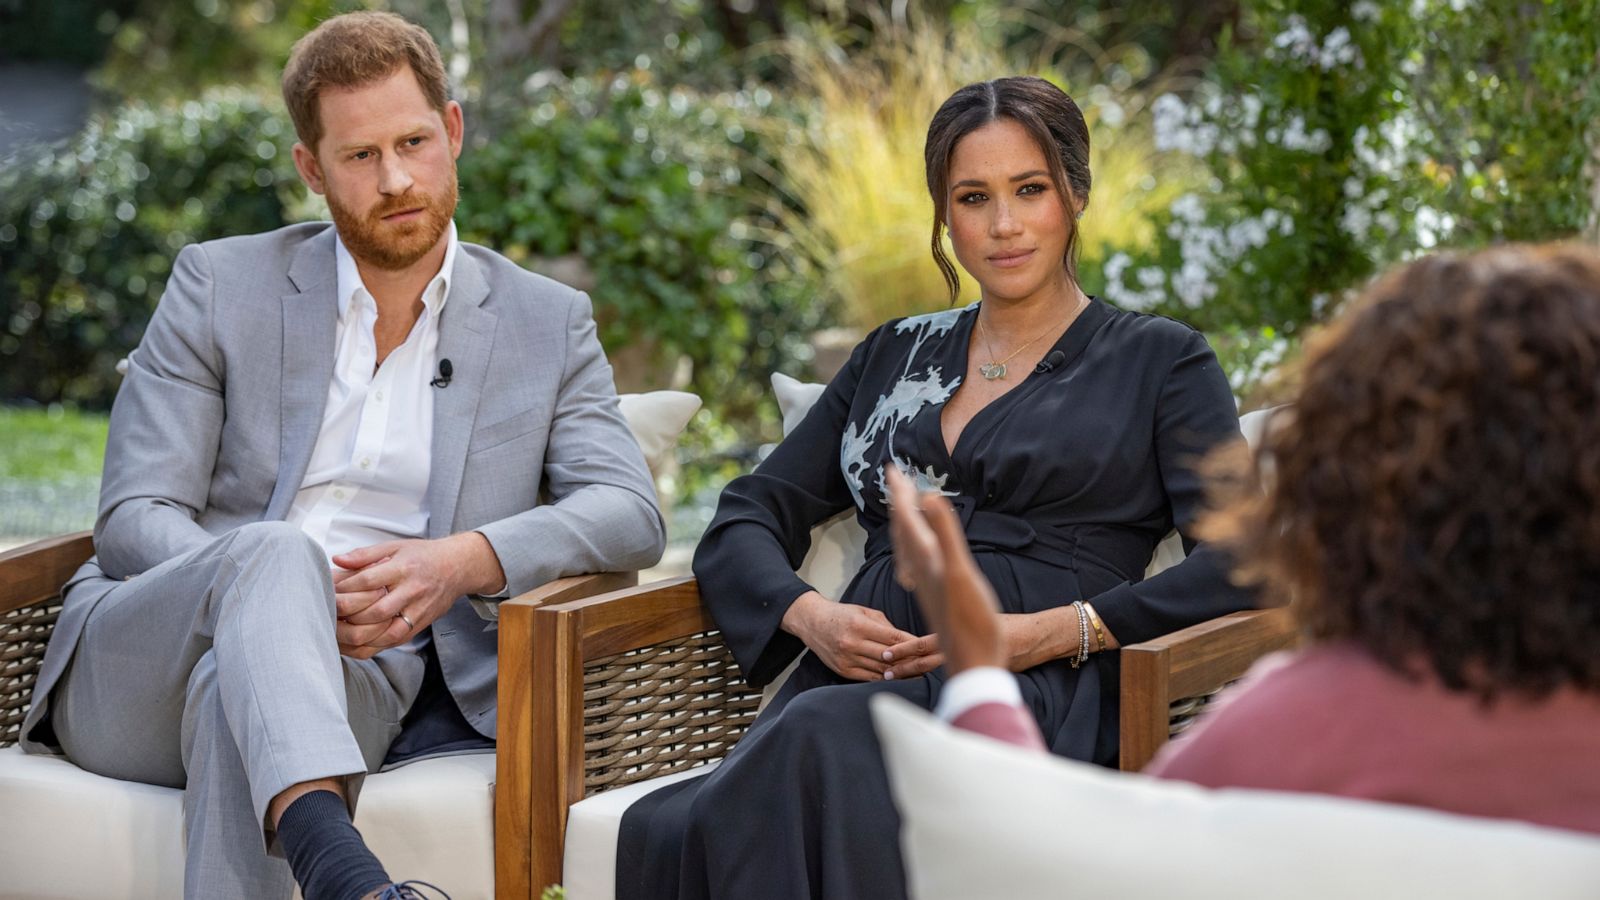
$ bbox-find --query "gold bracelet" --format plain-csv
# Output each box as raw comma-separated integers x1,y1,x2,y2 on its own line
1083,602,1108,652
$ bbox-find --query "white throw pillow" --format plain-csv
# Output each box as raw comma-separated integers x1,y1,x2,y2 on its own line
617,390,702,478
872,695,1600,900
770,373,866,602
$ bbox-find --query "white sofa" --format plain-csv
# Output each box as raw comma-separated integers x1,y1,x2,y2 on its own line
873,695,1600,899
0,391,702,900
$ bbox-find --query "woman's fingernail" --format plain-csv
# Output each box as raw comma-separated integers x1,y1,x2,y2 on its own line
882,649,893,661
884,670,896,680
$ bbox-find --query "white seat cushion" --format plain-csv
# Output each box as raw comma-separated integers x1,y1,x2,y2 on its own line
0,744,496,899
872,695,1600,900
561,762,721,900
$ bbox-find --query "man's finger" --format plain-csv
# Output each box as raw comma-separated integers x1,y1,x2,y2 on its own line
334,588,386,619
336,559,400,594
364,615,413,649
332,543,398,572
336,619,389,647
341,582,420,625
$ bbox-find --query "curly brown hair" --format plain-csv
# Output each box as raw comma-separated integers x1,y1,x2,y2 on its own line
1203,244,1600,700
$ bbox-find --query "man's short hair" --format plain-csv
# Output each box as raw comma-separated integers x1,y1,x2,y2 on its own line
281,10,450,153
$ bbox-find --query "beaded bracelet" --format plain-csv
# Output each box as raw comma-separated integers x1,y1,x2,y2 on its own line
1070,601,1090,668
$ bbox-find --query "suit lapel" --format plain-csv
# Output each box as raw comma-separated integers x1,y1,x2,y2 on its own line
266,230,339,520
426,248,497,537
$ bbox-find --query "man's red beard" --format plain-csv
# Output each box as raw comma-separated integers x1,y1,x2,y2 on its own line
328,173,459,272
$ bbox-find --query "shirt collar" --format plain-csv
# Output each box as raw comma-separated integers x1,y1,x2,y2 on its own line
333,220,459,322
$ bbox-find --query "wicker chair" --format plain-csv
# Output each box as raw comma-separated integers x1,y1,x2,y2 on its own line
506,574,1295,895
2,533,1294,898
0,530,632,900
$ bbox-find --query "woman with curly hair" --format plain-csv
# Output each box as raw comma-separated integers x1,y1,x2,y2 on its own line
891,243,1600,833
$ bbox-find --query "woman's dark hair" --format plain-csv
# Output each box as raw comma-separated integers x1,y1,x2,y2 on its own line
924,76,1092,303
1203,244,1600,701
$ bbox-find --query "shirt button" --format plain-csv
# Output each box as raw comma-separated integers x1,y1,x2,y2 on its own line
374,390,385,402
333,488,348,500
360,457,372,469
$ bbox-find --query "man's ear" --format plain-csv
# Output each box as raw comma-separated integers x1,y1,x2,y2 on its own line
445,100,465,160
292,142,326,195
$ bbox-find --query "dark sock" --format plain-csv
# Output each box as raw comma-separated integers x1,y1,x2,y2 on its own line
277,789,392,900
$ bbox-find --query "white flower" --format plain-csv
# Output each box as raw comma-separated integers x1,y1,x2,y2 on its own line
1103,252,1132,286
1270,15,1318,63
1170,193,1207,224
1341,204,1373,241
1352,1,1381,21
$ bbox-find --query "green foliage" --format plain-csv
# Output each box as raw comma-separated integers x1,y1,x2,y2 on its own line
1098,0,1600,339
0,90,302,408
457,73,827,467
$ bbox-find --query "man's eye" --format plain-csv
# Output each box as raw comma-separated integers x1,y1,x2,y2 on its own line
407,136,425,147
353,150,372,161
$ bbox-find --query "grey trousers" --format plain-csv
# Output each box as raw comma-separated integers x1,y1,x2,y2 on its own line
48,521,426,899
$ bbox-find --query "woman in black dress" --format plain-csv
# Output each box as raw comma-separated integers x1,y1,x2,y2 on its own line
617,76,1253,899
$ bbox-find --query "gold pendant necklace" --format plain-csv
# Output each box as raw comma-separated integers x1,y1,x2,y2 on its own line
976,305,1073,381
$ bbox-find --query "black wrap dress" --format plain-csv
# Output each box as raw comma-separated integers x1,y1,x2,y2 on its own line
617,297,1254,899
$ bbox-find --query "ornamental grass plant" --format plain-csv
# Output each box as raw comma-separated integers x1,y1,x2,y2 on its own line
765,8,1196,331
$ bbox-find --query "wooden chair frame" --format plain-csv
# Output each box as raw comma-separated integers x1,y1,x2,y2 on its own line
3,535,1296,899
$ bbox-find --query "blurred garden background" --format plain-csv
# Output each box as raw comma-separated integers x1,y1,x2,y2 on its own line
1,0,1597,557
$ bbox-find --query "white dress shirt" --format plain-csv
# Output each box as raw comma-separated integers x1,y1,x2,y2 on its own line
286,223,459,649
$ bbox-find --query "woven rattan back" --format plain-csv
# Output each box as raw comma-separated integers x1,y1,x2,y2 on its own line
0,533,91,748
0,599,59,748
581,630,762,795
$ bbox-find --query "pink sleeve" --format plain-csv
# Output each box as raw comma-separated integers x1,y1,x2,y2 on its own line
950,701,1048,752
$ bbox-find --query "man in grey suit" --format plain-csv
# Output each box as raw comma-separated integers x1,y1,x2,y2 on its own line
19,11,665,900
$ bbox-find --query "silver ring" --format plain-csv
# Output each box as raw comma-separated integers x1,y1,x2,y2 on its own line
397,612,415,629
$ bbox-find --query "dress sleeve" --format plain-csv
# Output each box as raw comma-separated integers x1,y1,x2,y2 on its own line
1088,330,1257,645
692,326,884,686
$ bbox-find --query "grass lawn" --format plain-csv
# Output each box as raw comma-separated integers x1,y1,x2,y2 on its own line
0,405,109,481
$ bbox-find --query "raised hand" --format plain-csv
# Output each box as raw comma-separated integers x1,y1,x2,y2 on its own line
885,467,1006,676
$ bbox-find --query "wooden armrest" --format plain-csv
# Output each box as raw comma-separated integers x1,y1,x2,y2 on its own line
0,532,94,614
1118,607,1297,772
496,573,693,898
502,570,641,610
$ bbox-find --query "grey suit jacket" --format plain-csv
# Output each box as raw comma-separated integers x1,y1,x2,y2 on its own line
24,222,665,748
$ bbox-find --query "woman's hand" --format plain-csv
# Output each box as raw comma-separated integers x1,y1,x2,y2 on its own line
781,590,918,681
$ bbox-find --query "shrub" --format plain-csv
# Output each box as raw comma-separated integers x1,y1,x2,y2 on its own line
1098,0,1600,336
0,89,300,407
457,72,829,484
